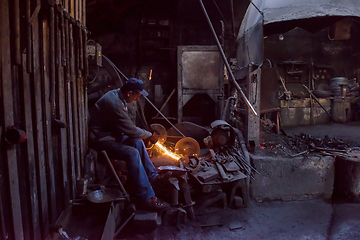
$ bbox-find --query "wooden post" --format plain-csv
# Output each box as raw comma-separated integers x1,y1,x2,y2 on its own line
78,23,84,70
65,22,76,198
32,16,50,238
22,53,41,240
41,15,58,224
0,0,24,239
60,10,66,67
11,0,21,65
26,0,32,73
70,23,81,178
246,67,261,148
55,8,71,207
49,7,56,109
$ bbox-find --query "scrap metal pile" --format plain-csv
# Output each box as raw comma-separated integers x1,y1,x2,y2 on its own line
186,146,257,184
287,133,358,159
150,120,259,213
260,121,358,159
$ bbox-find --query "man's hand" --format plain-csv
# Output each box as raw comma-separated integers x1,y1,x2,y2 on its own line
147,132,159,144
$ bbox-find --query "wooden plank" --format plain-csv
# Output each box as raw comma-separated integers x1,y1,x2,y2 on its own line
70,0,75,18
74,23,81,76
82,28,88,77
70,24,81,179
0,0,24,239
81,26,88,168
41,16,57,224
56,11,71,206
66,22,76,198
49,7,56,109
77,0,80,23
11,64,33,239
77,72,85,173
11,0,21,65
32,16,49,238
53,10,65,214
75,0,79,21
83,76,88,162
64,0,68,12
0,146,9,239
64,18,70,78
246,68,261,146
21,53,41,240
78,23,83,70
60,10,66,67
82,0,86,26
26,0,32,73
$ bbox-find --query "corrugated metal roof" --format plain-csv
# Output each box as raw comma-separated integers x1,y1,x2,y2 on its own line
239,0,360,39
264,0,360,25
236,0,360,69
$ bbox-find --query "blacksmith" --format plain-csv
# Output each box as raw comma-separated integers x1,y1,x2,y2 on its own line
89,78,170,211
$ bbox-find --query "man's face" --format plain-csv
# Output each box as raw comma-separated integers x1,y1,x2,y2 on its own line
125,91,141,103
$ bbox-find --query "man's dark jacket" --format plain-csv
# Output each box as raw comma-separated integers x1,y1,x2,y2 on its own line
89,89,152,143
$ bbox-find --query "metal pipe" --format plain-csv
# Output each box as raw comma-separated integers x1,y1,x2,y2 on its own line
198,0,257,116
114,212,135,236
144,96,185,137
101,151,130,202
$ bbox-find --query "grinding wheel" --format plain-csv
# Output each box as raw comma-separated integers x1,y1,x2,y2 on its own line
175,137,200,157
150,123,167,143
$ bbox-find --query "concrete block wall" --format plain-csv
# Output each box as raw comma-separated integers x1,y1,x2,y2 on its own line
250,155,335,201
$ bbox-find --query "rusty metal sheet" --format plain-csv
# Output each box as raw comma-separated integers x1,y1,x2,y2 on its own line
177,45,224,122
264,0,360,25
239,0,360,37
22,52,41,240
1,0,24,239
280,106,331,127
279,99,331,108
32,16,50,232
41,18,57,224
237,0,360,69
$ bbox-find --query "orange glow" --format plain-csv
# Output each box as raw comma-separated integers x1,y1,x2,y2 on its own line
155,142,181,160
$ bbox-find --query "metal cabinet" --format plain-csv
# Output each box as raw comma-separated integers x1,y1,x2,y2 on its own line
177,45,224,124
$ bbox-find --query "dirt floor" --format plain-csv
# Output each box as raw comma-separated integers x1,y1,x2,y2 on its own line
120,200,360,240
120,121,360,240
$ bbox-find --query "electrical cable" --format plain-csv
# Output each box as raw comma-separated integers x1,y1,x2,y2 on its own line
212,0,227,24
249,0,263,16
102,54,128,82
87,66,100,83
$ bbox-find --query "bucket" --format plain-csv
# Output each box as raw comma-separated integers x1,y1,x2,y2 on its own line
330,77,348,97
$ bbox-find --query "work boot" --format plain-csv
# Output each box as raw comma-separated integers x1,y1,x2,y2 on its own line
138,196,170,212
151,171,172,193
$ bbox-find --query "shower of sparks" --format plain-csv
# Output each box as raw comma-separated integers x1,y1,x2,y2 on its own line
155,142,181,160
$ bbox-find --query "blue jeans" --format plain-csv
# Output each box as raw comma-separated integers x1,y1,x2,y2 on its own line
95,136,158,202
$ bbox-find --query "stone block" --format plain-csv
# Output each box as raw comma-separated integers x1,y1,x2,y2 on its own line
162,207,187,226
250,155,335,201
133,210,162,230
233,196,244,207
